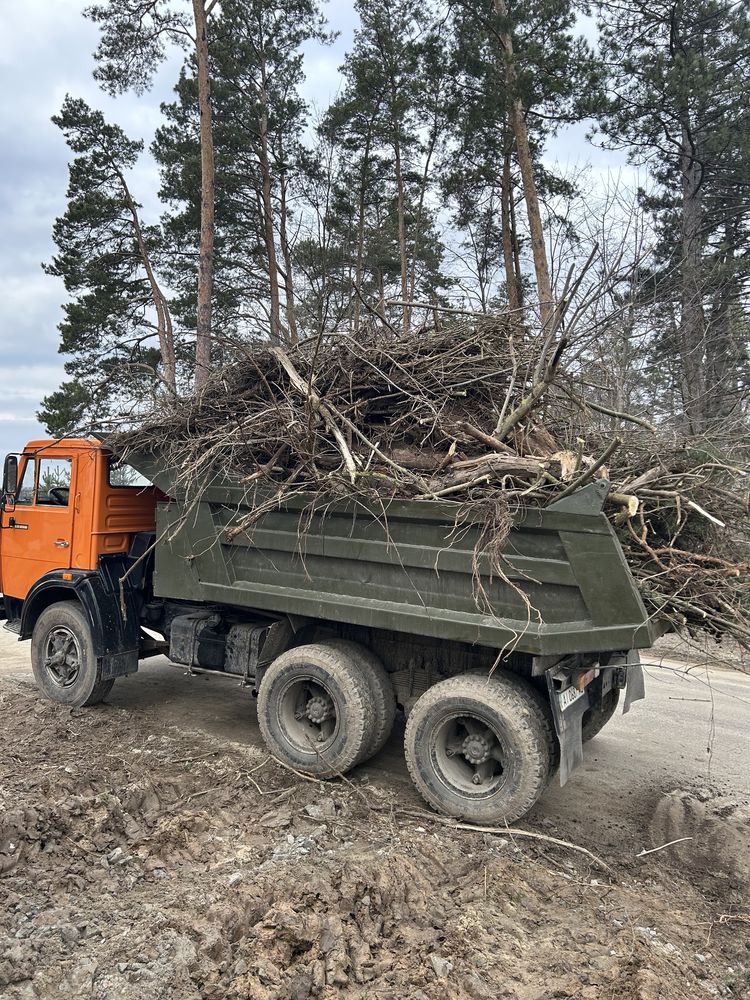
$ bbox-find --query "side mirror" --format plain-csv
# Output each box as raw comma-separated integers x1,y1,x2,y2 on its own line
3,455,18,496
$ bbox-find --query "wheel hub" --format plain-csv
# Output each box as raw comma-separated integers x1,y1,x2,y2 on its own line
43,627,81,688
461,733,491,765
305,694,333,725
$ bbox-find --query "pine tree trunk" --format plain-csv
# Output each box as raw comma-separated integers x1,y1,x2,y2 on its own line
501,140,522,320
377,268,386,322
278,170,298,345
476,236,488,313
705,218,738,423
192,0,215,390
494,0,554,336
408,118,439,305
508,100,554,332
118,170,176,393
393,132,410,336
353,127,373,336
509,188,524,305
679,120,706,433
259,55,282,344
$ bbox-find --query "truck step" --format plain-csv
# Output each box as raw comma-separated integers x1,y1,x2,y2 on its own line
3,619,21,634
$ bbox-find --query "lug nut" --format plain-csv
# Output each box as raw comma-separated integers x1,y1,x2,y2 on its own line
472,774,482,785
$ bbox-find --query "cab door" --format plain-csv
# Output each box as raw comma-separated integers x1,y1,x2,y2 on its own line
0,454,76,600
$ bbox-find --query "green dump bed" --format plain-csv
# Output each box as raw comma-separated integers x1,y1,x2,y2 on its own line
134,455,657,657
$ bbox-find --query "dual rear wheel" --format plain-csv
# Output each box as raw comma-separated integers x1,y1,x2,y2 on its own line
28,614,586,824
257,641,557,823
582,687,620,742
404,672,554,824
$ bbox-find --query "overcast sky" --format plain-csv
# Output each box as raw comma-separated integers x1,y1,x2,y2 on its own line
0,1,626,459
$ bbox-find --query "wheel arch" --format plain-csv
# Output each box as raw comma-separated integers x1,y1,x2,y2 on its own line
21,569,140,680
20,580,82,638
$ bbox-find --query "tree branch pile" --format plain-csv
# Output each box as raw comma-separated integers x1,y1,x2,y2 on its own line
601,437,750,650
107,319,750,652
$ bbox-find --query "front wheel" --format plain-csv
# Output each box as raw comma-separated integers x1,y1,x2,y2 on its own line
404,672,552,825
31,601,114,707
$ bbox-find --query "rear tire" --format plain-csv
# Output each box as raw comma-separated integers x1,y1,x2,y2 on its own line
404,672,552,825
31,601,114,708
257,643,371,778
582,687,620,743
521,679,560,783
326,640,397,763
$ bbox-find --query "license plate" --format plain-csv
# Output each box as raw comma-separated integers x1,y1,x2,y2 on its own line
558,685,585,711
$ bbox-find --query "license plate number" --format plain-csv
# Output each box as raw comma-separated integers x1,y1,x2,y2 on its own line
558,685,585,711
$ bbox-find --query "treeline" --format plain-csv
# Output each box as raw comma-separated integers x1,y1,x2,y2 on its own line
41,0,750,437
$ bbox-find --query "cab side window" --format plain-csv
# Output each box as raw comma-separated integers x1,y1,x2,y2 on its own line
15,458,36,505
36,459,72,507
108,458,152,488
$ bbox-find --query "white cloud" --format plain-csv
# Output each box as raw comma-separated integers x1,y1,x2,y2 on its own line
0,364,66,398
0,365,65,454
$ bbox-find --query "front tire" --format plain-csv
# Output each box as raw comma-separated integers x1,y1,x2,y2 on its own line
404,672,552,825
31,601,114,707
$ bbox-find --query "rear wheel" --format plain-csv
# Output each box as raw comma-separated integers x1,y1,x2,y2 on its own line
521,680,560,783
325,639,397,763
582,687,620,742
404,672,552,825
31,602,114,707
257,643,371,777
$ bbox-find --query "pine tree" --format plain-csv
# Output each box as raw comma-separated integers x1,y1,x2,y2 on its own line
443,0,603,320
153,0,329,345
85,0,219,386
324,0,453,334
40,97,176,435
596,0,750,432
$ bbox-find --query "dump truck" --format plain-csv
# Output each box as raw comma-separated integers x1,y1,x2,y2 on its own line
0,438,661,823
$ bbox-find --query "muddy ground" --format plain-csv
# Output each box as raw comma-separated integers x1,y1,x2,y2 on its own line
0,645,748,999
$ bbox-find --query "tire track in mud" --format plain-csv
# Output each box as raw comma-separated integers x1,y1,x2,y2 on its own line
0,679,747,1000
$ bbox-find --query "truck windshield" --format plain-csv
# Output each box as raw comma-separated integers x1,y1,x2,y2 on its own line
108,458,152,488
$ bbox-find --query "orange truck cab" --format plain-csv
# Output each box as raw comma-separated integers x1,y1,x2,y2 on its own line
1,439,162,695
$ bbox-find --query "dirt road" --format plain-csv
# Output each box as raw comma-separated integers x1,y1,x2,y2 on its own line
1,631,748,999
1,633,747,851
